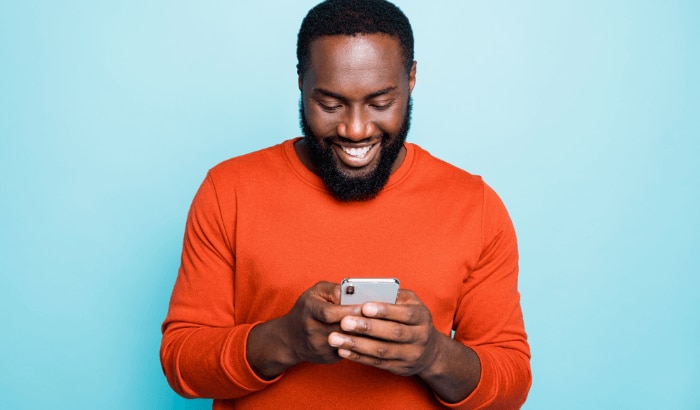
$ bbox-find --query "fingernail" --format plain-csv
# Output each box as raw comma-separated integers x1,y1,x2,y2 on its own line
328,333,343,347
364,304,378,316
341,318,357,331
338,349,350,358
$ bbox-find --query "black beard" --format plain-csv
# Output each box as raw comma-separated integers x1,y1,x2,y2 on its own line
299,99,412,202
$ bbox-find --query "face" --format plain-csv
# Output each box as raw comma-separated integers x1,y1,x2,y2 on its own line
297,33,416,201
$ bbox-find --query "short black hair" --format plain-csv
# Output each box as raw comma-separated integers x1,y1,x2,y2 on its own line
297,0,414,78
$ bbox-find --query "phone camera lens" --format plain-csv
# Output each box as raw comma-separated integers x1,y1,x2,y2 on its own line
345,285,355,295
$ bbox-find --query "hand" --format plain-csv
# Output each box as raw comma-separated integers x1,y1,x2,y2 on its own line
327,289,441,377
247,281,362,379
279,281,363,364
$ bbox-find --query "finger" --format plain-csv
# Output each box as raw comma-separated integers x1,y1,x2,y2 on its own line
337,349,407,370
328,333,416,375
360,301,429,327
310,281,342,303
304,281,361,324
328,332,397,360
311,302,362,324
339,315,417,343
395,288,420,304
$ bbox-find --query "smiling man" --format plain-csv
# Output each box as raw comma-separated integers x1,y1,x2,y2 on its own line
296,33,413,201
161,1,531,408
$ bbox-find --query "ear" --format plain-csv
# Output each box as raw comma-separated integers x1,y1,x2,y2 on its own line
297,65,303,91
408,61,417,94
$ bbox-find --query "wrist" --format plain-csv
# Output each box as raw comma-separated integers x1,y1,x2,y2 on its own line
416,330,450,380
246,318,299,379
417,335,481,403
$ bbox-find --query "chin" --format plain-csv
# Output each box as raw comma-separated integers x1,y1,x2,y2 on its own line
333,159,381,180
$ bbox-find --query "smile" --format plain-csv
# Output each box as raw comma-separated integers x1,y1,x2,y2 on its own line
342,145,373,159
332,142,380,169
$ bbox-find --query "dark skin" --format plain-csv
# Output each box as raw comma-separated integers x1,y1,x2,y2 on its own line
246,34,481,403
294,34,409,178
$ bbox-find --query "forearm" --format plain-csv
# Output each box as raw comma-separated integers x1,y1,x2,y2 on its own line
246,317,300,380
421,338,531,409
161,323,276,399
417,332,481,404
463,344,532,408
418,335,532,408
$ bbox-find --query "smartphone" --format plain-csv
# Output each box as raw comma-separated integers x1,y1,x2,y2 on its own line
340,278,400,305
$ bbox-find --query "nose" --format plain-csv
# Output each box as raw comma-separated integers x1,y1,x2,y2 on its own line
336,107,375,142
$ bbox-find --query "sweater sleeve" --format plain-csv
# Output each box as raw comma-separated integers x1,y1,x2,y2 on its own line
160,172,281,399
440,183,532,409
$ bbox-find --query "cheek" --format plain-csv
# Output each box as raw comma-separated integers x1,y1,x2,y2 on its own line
378,111,406,135
305,108,337,135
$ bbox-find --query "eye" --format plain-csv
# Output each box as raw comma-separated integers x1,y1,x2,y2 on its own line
370,100,395,111
317,100,342,112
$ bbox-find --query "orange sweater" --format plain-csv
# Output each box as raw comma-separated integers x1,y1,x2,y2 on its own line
161,139,531,409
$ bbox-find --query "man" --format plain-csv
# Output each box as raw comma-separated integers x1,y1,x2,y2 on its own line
161,0,531,408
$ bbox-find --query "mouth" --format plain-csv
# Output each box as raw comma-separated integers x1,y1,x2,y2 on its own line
333,141,380,169
342,145,373,158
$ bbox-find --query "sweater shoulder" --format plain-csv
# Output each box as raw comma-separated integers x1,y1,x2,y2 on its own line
208,141,288,180
409,143,485,193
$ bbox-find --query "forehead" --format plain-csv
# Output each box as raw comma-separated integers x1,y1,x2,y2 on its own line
305,34,406,92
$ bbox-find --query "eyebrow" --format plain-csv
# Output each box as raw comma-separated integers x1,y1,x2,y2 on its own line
313,86,398,102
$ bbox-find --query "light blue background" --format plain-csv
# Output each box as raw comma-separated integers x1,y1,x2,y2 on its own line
1,1,698,409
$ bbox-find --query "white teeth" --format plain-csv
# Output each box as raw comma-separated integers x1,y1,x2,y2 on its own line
342,145,372,158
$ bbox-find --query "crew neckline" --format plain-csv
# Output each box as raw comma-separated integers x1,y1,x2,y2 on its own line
283,137,416,195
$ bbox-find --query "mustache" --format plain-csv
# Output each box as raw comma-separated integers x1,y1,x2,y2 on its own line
323,135,389,145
